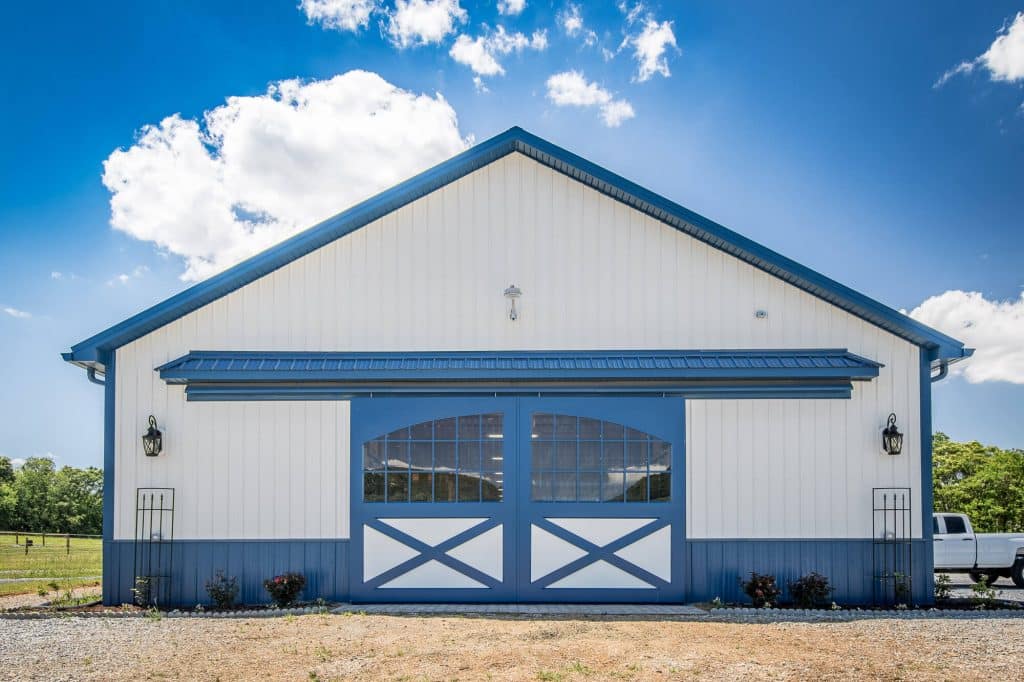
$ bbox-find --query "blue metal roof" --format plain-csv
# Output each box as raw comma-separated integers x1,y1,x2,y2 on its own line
158,349,882,383
64,127,968,369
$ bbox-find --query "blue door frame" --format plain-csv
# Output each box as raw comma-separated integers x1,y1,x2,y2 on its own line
349,396,685,603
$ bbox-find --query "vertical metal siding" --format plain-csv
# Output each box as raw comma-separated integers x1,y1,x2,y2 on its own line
113,152,921,541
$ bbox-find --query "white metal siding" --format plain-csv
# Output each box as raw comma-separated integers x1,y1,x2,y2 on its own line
112,152,922,540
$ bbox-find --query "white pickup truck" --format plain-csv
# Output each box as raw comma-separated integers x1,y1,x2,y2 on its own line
933,512,1024,586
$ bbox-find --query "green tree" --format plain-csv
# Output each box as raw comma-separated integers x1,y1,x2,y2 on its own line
0,456,14,484
12,457,57,532
933,433,1024,533
51,466,103,534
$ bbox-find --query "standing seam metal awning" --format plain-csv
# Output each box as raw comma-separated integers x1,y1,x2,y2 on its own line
157,350,880,401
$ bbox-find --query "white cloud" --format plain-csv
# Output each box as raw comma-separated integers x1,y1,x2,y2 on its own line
628,17,677,81
386,0,467,48
3,306,31,319
102,71,469,282
300,0,378,32
558,4,597,46
545,70,635,127
618,1,647,26
50,271,62,280
449,26,547,77
560,4,583,36
937,12,1024,87
909,290,1024,384
451,35,503,76
497,0,525,16
107,265,149,287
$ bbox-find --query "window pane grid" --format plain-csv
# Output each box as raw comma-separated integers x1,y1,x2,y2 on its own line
530,413,670,503
364,413,502,502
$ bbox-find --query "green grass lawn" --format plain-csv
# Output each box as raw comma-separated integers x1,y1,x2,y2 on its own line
0,533,102,597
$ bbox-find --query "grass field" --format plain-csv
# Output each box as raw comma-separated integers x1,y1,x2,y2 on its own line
0,533,102,597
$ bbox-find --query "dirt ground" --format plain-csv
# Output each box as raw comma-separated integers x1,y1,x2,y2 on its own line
1,613,1022,681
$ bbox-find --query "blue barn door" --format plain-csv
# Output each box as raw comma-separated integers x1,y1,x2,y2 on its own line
350,397,518,602
350,396,684,603
515,397,685,603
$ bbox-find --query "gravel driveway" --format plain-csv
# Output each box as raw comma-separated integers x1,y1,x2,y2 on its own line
2,613,1022,681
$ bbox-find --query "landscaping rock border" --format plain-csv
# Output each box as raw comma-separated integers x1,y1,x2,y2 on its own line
4,602,1024,621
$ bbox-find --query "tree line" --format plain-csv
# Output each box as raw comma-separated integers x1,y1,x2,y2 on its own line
0,456,102,535
932,432,1024,533
0,433,1021,537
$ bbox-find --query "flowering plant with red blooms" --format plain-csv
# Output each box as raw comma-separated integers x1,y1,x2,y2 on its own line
739,572,781,608
263,572,306,606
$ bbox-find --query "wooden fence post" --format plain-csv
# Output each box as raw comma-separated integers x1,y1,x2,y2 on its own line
66,534,71,556
42,532,46,547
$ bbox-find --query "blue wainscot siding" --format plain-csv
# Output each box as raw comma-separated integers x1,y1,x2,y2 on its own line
104,538,931,607
106,540,349,607
687,539,931,606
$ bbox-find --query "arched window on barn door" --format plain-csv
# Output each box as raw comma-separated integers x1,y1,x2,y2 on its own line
363,413,504,503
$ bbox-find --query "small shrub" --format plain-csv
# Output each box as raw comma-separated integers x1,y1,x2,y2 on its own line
264,572,306,607
787,571,833,608
934,573,953,601
739,572,781,608
888,571,911,606
132,576,152,607
971,576,997,609
205,570,240,609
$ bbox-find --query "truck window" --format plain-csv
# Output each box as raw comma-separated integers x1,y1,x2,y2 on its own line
933,516,940,534
943,516,967,534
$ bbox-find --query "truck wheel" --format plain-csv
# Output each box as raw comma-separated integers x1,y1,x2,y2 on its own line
969,570,1001,585
1012,559,1024,589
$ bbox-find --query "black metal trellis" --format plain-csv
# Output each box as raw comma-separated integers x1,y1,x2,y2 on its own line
133,488,175,607
872,487,912,606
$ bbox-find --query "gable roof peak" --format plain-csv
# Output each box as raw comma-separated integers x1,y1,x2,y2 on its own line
64,126,967,369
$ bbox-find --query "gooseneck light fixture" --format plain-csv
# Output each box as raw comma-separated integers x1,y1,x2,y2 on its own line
504,284,522,321
142,415,163,457
881,413,903,456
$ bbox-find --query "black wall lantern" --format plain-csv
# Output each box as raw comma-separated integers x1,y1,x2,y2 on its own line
881,413,903,456
142,415,163,457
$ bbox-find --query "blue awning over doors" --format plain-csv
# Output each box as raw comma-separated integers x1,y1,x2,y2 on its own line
156,349,881,401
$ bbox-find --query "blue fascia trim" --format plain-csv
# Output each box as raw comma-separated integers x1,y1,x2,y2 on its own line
920,347,935,602
182,383,854,401
102,354,116,605
64,126,966,367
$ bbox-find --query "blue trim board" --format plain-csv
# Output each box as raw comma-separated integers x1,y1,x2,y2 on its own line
102,355,116,605
104,539,349,607
686,539,931,606
64,127,967,370
920,347,936,602
182,383,857,401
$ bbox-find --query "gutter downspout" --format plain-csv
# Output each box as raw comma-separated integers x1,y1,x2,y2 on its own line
87,367,106,386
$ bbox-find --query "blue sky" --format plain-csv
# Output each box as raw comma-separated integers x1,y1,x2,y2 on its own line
1,1,1022,468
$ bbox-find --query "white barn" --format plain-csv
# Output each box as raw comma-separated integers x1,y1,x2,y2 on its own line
64,128,969,606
